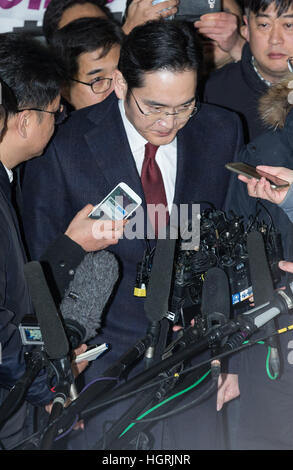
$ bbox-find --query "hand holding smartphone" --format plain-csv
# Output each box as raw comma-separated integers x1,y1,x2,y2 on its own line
88,182,142,221
225,162,290,189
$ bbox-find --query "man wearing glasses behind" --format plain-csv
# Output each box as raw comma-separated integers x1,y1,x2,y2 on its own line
22,20,243,450
50,17,124,111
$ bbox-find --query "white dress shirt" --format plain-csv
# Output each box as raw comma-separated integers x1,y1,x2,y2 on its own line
3,164,13,183
118,99,177,213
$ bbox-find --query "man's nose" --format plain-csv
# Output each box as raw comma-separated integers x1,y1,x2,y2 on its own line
157,113,177,129
268,24,283,45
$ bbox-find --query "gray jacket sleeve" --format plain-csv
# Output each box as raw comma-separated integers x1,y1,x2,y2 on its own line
279,184,293,223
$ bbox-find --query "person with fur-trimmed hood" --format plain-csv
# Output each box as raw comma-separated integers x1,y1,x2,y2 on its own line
204,0,293,143
218,73,293,449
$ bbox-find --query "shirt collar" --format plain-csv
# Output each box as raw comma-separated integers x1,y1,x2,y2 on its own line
118,99,147,154
3,164,13,183
251,56,272,87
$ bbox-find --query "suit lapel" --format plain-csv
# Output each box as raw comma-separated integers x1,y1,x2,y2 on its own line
84,98,145,207
173,120,205,207
84,97,149,246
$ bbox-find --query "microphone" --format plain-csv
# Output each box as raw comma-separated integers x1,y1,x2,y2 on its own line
59,250,119,348
24,261,77,401
143,230,177,366
144,236,177,323
201,267,231,377
242,287,293,328
247,231,280,377
24,261,70,359
222,283,293,354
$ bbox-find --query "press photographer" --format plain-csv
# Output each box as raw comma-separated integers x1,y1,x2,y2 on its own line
0,33,125,450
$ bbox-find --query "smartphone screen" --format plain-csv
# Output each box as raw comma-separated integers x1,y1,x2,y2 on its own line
225,162,289,189
89,183,142,220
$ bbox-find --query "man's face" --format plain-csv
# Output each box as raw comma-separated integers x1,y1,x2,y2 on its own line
58,3,107,29
245,3,293,83
27,95,61,159
116,69,197,146
67,44,120,109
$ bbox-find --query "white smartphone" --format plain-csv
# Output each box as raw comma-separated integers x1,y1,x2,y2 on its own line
88,182,142,220
75,343,109,363
225,162,290,189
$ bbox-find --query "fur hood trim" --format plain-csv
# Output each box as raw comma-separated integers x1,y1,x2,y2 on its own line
259,72,293,130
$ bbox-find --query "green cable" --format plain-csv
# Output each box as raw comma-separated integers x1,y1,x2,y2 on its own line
119,369,211,438
243,340,278,380
266,346,278,380
120,337,279,439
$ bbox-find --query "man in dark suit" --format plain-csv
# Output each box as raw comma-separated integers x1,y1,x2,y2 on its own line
0,33,125,450
21,20,244,450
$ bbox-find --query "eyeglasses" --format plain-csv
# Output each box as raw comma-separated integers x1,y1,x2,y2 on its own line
16,104,66,125
70,77,113,94
130,90,199,122
288,57,293,73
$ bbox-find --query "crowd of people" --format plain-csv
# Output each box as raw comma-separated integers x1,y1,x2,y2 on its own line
1,0,293,451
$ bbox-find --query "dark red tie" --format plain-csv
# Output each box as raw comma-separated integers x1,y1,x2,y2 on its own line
141,142,169,237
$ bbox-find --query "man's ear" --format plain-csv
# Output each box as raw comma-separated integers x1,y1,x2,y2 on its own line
113,69,128,100
15,110,31,139
242,15,249,41
61,84,71,104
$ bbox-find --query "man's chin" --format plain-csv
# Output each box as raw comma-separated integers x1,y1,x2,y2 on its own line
147,130,177,146
29,150,44,160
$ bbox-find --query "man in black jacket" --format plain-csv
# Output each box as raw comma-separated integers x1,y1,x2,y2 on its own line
0,34,124,449
204,0,293,143
217,76,293,449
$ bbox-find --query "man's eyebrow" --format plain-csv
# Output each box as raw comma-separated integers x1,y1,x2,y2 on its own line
86,68,103,76
255,12,293,18
143,97,195,107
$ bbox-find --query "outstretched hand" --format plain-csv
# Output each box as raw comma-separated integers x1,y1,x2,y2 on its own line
123,0,179,34
238,165,293,205
194,12,245,61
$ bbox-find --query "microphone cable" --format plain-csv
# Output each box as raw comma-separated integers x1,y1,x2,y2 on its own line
12,320,293,450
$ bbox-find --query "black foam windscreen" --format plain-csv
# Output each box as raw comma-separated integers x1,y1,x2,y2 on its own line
247,231,280,376
24,261,69,359
247,231,274,305
144,231,177,322
201,266,231,320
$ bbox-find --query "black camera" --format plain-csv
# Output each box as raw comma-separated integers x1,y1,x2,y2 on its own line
135,205,284,324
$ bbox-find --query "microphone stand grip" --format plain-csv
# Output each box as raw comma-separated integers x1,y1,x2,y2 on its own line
40,389,68,450
144,319,170,369
40,356,75,450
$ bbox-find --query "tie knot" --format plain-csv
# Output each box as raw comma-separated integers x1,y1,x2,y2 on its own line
145,142,159,160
